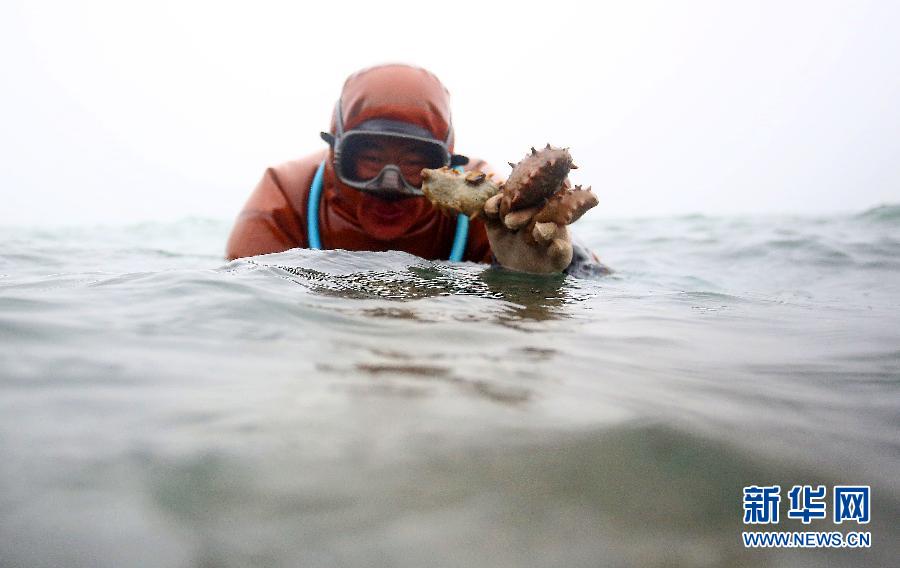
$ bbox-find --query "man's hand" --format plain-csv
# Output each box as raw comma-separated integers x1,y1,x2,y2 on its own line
481,193,573,273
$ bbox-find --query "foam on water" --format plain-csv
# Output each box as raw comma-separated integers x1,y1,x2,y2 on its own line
1,207,899,567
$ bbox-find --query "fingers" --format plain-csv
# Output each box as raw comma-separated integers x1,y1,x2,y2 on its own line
503,204,542,230
548,237,574,271
547,224,573,270
533,221,574,271
484,216,574,274
486,196,574,272
532,221,559,244
483,194,502,219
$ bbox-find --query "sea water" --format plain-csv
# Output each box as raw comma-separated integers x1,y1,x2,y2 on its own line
1,207,898,567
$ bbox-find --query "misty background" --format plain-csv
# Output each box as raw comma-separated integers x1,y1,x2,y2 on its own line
1,0,898,227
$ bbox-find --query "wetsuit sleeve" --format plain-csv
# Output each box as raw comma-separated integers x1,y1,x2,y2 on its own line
225,168,306,260
564,240,612,278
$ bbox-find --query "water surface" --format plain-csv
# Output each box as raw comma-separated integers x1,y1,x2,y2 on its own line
1,208,898,567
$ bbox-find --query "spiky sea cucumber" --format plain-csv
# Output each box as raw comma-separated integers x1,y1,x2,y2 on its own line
499,145,575,217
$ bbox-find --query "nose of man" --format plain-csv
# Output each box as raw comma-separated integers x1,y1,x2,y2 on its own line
377,168,403,191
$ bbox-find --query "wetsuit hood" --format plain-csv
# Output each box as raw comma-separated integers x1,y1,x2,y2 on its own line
330,63,455,150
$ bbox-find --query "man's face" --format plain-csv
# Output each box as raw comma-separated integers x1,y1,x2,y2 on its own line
347,136,434,188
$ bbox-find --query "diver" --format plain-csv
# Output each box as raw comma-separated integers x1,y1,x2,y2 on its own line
226,63,607,276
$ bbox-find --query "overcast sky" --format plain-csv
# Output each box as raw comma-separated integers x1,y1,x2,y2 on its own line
1,0,898,226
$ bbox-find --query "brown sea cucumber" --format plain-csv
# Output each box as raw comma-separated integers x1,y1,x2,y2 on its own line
499,145,575,217
420,167,501,219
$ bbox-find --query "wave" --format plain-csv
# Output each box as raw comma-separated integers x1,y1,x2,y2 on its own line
855,203,900,223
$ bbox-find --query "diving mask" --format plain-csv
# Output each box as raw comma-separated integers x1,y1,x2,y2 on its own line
321,102,468,197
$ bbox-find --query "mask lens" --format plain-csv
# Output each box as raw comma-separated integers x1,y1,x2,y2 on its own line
339,135,447,191
400,146,445,187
